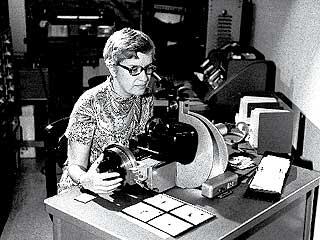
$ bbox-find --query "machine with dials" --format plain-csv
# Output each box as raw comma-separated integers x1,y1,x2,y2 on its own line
98,74,230,193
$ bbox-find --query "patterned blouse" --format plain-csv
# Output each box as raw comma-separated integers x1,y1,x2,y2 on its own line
57,77,153,193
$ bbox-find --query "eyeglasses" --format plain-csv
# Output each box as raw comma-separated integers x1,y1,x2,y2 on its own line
118,63,157,76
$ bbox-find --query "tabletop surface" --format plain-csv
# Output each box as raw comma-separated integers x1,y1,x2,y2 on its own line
45,165,320,240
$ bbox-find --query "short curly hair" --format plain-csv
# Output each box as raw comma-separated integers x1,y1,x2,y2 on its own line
103,28,155,69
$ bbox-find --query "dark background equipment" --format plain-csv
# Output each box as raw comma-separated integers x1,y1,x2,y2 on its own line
142,0,208,82
192,42,276,122
0,0,20,233
21,0,255,122
24,0,143,121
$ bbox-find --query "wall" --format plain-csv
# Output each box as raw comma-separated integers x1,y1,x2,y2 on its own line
252,0,320,238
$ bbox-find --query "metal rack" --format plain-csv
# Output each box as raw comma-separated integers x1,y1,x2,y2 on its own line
0,29,16,109
0,26,20,233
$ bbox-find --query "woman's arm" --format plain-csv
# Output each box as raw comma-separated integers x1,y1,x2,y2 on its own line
67,140,123,194
67,140,90,184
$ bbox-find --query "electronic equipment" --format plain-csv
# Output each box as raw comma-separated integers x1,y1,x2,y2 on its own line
206,0,253,56
201,171,238,198
40,2,118,119
18,68,49,100
192,42,276,122
98,78,229,193
46,6,115,41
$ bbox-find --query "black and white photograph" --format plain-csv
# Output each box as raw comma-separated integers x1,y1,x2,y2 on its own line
1,0,320,239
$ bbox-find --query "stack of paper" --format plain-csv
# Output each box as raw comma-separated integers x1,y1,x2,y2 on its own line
235,96,279,124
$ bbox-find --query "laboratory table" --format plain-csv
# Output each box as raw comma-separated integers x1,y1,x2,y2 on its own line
44,165,320,240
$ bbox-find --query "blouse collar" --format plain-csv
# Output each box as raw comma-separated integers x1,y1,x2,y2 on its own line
107,76,138,102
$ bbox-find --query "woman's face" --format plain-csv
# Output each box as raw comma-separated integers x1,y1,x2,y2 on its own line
113,52,153,98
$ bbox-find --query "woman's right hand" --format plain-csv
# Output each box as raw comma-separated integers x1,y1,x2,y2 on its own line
79,154,123,194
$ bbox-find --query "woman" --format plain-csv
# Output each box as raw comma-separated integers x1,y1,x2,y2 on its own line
57,28,156,194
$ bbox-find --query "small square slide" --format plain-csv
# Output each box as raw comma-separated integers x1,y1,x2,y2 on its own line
170,205,215,225
122,202,164,222
144,194,184,211
148,213,193,237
